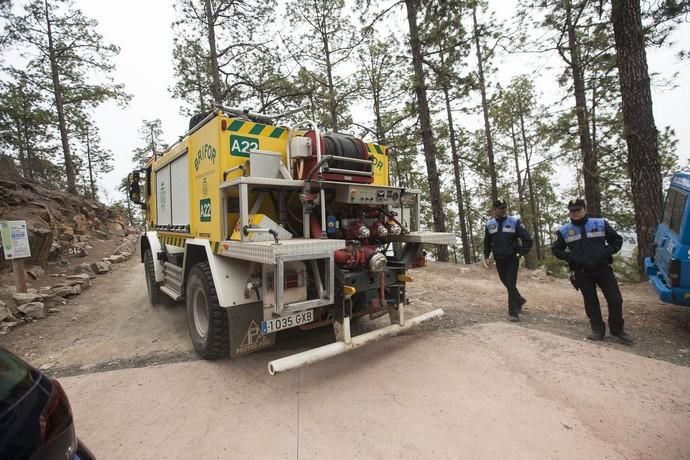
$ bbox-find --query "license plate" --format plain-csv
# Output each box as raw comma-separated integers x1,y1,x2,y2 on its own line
261,310,314,334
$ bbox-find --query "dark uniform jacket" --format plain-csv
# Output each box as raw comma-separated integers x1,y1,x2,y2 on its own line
552,216,623,270
484,216,533,260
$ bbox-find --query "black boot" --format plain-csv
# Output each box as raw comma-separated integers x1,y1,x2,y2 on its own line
586,330,604,341
518,297,526,314
587,323,605,341
612,331,634,345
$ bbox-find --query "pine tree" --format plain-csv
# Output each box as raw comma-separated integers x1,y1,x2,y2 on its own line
132,119,167,168
355,33,417,191
420,1,473,263
470,0,499,204
171,0,276,114
519,0,606,215
0,69,56,181
72,121,113,200
283,0,360,131
171,38,214,116
404,0,448,261
2,0,129,194
228,46,309,114
611,0,663,271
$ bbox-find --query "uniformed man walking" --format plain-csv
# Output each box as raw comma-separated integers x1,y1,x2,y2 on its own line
483,199,533,321
552,198,633,344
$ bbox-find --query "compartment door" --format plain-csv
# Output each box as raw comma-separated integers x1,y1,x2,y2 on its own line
170,152,190,226
156,164,172,226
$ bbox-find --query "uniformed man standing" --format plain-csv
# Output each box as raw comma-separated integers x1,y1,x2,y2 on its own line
552,198,634,344
483,199,533,321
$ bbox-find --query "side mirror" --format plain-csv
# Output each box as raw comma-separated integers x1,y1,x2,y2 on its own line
128,171,144,205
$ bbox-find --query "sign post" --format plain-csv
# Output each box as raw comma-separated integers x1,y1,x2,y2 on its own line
0,220,32,293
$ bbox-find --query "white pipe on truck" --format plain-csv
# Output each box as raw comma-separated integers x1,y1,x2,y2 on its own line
267,308,444,375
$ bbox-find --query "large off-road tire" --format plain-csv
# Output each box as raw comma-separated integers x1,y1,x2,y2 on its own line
186,262,229,360
144,249,163,305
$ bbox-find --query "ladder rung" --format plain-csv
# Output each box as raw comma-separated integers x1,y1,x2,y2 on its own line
160,285,182,301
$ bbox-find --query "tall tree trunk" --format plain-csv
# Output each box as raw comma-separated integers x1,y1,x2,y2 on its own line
462,172,477,262
440,51,471,264
472,4,498,203
322,32,339,132
405,0,448,261
204,0,222,104
460,175,481,263
373,92,383,144
519,112,543,260
542,203,555,245
23,126,34,180
510,122,536,268
534,189,545,257
45,0,76,194
390,153,400,187
149,125,157,154
589,66,601,178
86,130,95,199
565,0,600,215
20,92,34,179
509,124,525,220
16,122,28,178
371,89,392,186
126,199,133,226
611,0,663,272
193,52,207,111
591,68,599,211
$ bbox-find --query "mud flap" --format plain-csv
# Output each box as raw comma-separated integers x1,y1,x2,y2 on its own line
228,301,276,358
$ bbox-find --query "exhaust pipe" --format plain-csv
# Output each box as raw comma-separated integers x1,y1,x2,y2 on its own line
267,308,444,375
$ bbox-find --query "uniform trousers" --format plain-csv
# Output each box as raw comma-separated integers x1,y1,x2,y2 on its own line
495,255,523,316
574,265,624,334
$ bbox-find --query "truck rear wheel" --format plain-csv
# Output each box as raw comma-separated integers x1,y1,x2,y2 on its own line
186,262,229,359
144,249,162,305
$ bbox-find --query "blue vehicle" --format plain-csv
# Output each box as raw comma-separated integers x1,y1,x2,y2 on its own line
645,172,690,306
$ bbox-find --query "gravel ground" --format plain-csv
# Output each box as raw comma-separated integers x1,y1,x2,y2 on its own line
407,262,690,367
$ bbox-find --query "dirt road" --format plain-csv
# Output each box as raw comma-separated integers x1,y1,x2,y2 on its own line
0,255,193,373
3,255,690,372
412,262,690,367
2,255,690,458
60,324,690,459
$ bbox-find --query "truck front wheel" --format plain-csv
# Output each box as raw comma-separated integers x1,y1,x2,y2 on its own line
186,262,229,359
144,249,162,305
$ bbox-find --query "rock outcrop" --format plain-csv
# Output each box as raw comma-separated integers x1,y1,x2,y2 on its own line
0,176,128,269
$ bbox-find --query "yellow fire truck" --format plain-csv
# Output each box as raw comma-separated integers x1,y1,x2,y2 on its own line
127,106,453,374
